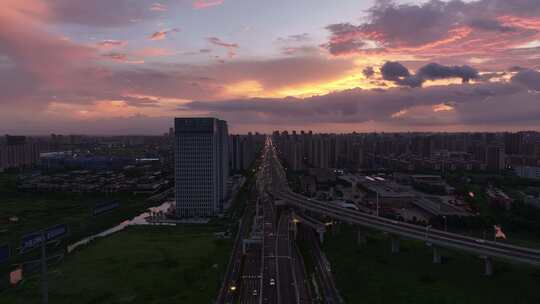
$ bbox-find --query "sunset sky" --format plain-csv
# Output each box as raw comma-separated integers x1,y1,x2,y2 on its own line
1,0,540,134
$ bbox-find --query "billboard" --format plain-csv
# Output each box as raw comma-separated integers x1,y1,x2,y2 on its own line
20,224,69,254
93,201,120,216
0,244,9,263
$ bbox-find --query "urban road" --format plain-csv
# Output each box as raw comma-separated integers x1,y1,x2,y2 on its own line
261,134,540,267
218,137,315,304
275,190,540,266
221,134,540,304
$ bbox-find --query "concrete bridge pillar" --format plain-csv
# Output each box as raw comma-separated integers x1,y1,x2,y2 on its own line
432,247,442,264
357,230,367,245
318,230,325,244
390,235,400,254
483,256,494,276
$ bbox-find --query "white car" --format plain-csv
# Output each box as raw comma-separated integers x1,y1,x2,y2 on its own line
269,278,275,286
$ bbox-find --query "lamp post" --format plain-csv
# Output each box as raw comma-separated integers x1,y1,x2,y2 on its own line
376,191,380,217
425,225,432,242
443,216,447,232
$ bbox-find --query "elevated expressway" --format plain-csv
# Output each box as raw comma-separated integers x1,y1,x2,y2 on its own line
266,137,540,274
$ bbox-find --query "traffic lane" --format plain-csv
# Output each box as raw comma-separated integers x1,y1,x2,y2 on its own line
282,195,540,264
292,241,312,304
262,256,278,304
276,214,297,304
282,190,540,255
279,191,540,263
219,207,255,303
303,228,341,304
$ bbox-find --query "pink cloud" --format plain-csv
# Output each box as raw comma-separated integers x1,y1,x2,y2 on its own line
102,53,145,64
0,0,95,87
207,37,238,58
97,40,127,49
150,3,167,12
193,0,224,9
323,0,540,68
150,28,180,40
134,47,175,57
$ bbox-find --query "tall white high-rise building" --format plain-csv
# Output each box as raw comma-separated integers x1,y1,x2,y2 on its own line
174,117,229,217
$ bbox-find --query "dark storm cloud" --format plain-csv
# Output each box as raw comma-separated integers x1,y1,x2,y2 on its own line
512,69,540,91
381,62,411,81
362,66,375,78
325,23,362,36
468,19,516,32
323,0,540,58
380,62,479,87
183,81,539,128
417,63,479,83
326,39,366,56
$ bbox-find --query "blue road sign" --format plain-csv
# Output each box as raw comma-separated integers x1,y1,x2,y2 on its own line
93,201,120,216
0,244,9,263
20,224,69,254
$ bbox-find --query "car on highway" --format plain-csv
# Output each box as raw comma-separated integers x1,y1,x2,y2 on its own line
269,278,275,286
252,289,258,296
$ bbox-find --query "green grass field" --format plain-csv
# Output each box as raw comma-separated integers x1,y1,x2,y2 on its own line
1,226,232,304
0,173,155,251
324,225,540,304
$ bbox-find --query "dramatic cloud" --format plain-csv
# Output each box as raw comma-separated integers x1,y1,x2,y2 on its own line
324,23,370,56
380,62,479,87
184,80,540,130
1,0,539,134
416,63,479,83
381,62,411,81
512,69,540,91
0,0,95,87
469,19,516,33
150,28,180,41
323,0,540,68
362,67,375,78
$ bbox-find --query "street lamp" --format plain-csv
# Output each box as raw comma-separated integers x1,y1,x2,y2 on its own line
425,225,432,242
442,216,447,232
376,191,380,217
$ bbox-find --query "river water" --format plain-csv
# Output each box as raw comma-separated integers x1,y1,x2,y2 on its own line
67,201,174,253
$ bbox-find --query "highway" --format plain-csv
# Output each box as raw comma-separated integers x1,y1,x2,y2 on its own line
277,190,540,266
263,134,540,267
291,235,313,304
223,134,540,303
275,212,298,303
217,203,255,304
301,227,342,304
239,242,263,304
261,192,278,304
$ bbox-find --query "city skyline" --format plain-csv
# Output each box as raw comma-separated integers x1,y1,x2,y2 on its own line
1,0,540,134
